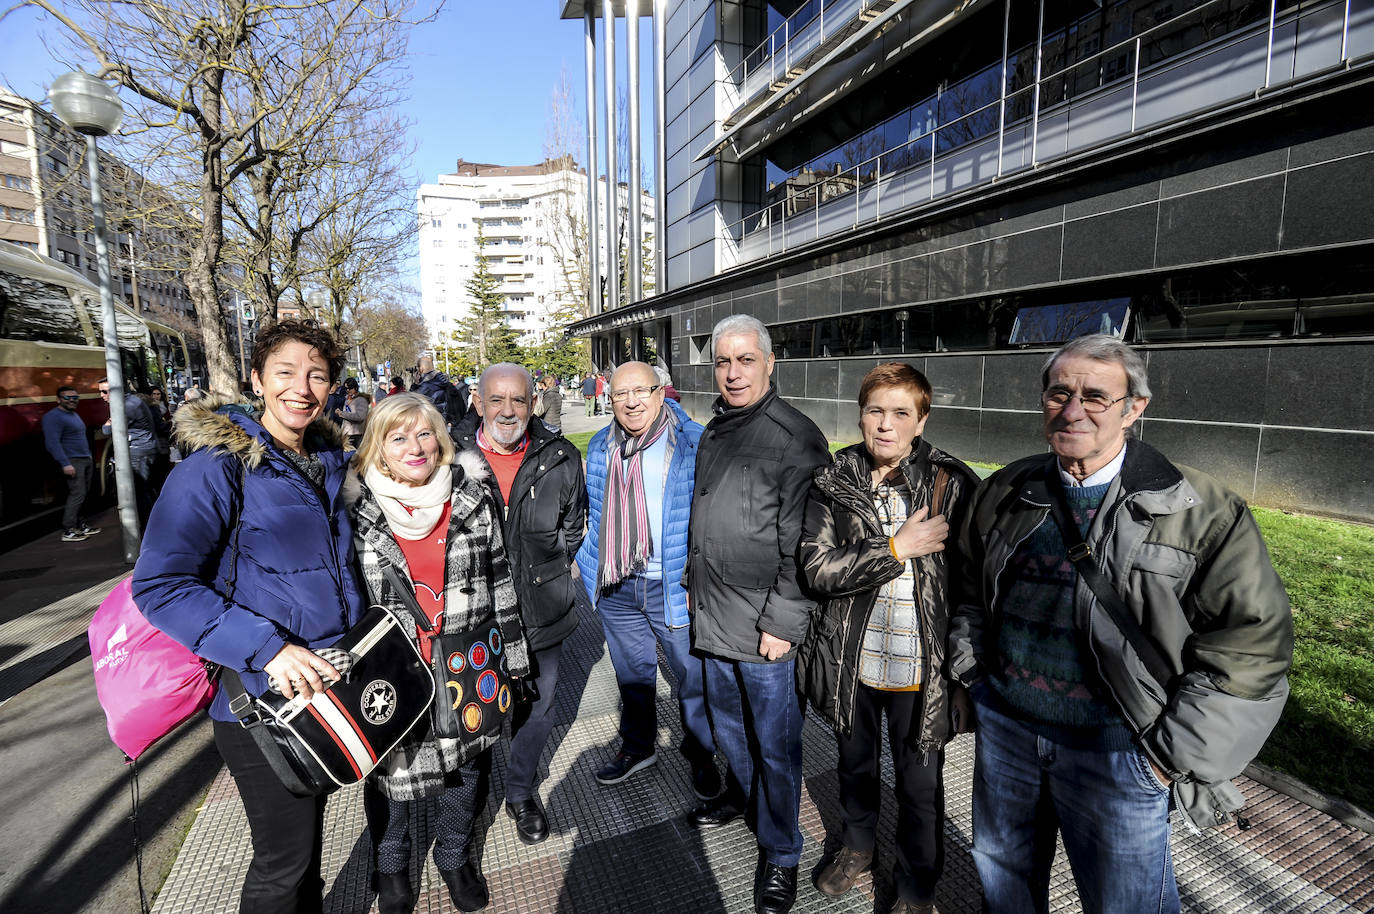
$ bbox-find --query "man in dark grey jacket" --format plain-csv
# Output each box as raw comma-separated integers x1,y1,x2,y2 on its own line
686,315,830,914
458,363,586,849
948,334,1293,914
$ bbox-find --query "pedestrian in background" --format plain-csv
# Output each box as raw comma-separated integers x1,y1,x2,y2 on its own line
41,384,99,542
456,363,586,848
949,334,1293,914
336,377,369,448
582,373,597,417
686,314,830,914
799,363,978,914
347,392,530,914
133,319,366,914
99,378,159,527
577,360,720,805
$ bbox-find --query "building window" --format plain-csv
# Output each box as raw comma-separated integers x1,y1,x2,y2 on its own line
0,204,36,224
2,173,33,191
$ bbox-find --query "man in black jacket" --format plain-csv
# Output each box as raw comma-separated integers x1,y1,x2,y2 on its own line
413,355,471,435
457,362,587,847
686,315,830,914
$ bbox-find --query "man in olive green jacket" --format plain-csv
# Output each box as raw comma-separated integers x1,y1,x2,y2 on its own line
947,334,1292,914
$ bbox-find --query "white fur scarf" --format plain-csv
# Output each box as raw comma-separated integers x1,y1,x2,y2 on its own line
363,463,452,540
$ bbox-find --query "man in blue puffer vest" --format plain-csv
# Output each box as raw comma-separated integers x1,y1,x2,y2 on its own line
576,360,721,803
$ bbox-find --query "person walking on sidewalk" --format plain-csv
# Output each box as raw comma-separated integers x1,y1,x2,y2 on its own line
41,385,100,542
799,363,978,914
346,393,531,914
581,373,597,416
948,334,1294,914
576,361,720,803
99,378,160,527
132,320,367,914
456,363,586,848
686,315,830,914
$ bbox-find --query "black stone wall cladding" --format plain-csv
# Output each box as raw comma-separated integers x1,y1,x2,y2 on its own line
648,86,1374,521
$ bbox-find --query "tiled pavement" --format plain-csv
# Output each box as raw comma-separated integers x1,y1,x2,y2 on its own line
152,591,1374,914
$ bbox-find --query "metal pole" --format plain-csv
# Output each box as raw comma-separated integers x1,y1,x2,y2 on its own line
87,134,140,561
997,0,1010,176
1031,0,1045,167
1131,37,1142,131
237,296,247,382
627,0,643,304
1263,0,1277,89
585,7,601,316
653,0,667,294
604,0,621,313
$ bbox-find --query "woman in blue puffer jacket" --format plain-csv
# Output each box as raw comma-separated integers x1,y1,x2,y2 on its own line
132,320,366,914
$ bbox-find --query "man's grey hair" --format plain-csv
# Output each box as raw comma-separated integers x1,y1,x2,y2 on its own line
1041,333,1152,401
478,362,535,399
712,314,772,358
653,365,672,387
182,387,204,402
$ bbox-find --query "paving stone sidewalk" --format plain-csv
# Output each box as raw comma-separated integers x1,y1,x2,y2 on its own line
151,588,1374,914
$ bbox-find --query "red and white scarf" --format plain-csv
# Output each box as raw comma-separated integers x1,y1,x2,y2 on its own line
598,408,672,589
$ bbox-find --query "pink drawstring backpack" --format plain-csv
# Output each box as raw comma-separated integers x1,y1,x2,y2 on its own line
88,577,216,761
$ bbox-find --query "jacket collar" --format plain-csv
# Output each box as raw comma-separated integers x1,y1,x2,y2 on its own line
1019,439,1194,514
709,381,778,427
172,393,349,472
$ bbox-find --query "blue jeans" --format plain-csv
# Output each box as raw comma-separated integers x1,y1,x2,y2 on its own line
972,693,1179,914
704,655,804,866
597,575,714,762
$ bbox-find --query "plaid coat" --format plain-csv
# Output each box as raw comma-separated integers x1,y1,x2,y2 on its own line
346,450,530,800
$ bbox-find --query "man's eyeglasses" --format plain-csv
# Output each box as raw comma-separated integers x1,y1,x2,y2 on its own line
1041,390,1131,414
59,395,80,402
610,385,660,403
98,389,111,398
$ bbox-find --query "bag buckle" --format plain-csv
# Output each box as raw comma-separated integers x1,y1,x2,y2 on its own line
1067,543,1093,562
228,692,261,726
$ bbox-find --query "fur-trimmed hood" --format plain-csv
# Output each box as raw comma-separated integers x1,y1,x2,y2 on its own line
173,392,350,470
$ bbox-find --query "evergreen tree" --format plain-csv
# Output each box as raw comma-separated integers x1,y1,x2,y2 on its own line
457,230,520,372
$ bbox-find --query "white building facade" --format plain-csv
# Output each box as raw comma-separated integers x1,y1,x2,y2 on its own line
416,156,653,349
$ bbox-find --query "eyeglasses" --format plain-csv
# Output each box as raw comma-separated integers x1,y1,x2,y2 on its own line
98,389,110,397
59,395,80,402
1042,390,1131,414
610,385,660,403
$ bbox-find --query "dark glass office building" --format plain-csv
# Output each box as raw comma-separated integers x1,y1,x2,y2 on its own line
573,0,1374,521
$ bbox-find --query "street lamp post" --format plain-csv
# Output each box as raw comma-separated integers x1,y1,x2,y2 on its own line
306,289,326,323
352,328,364,389
49,72,139,562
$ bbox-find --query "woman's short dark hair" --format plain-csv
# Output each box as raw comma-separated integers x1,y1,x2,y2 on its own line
858,362,933,416
250,319,346,383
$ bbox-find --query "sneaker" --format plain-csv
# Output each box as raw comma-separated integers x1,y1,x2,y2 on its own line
594,750,657,785
61,529,89,542
77,523,102,536
813,845,873,897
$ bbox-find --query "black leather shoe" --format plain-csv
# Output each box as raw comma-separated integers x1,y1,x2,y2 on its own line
691,759,723,800
687,793,744,829
505,797,550,845
595,749,658,785
755,862,798,914
440,860,489,912
375,869,413,914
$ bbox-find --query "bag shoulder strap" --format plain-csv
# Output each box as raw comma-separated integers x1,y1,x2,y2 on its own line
1045,480,1175,689
930,466,952,518
381,563,437,633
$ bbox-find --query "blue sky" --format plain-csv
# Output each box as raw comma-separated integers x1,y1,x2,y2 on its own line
0,1,652,286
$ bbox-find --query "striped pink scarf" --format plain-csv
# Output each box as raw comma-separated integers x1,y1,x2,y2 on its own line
598,408,672,589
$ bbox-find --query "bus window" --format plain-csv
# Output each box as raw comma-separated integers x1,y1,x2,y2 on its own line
0,274,89,345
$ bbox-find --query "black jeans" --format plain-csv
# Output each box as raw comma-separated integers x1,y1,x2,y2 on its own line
504,641,563,804
836,684,945,906
214,720,328,914
61,456,92,530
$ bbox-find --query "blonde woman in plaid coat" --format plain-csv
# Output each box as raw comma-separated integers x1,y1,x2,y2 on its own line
346,393,529,914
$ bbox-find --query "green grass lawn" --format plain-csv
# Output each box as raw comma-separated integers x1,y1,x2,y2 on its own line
566,431,595,456
1252,507,1374,812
